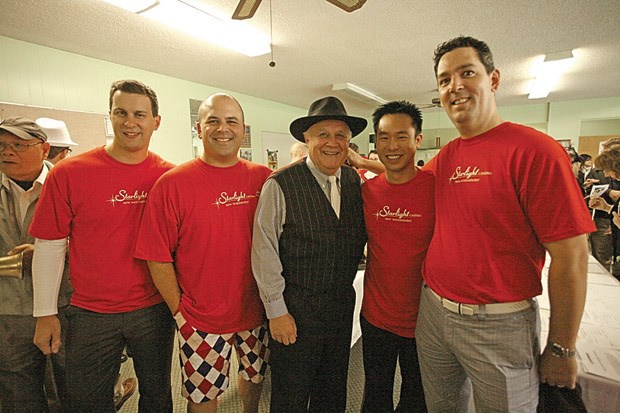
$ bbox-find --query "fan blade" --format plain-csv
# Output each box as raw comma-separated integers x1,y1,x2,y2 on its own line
326,0,367,13
232,0,263,20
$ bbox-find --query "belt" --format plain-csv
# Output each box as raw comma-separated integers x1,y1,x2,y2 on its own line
427,286,531,316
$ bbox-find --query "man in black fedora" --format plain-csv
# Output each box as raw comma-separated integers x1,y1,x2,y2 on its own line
252,96,367,412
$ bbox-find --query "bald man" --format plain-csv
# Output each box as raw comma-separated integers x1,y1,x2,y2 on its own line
289,141,308,163
135,94,272,413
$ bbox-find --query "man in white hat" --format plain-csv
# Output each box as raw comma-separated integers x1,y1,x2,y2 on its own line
252,96,367,412
35,118,78,165
0,117,72,412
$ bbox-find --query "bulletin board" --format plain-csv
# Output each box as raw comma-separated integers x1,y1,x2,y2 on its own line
0,102,108,155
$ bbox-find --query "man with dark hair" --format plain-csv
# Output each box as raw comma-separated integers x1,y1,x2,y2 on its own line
252,96,367,412
136,93,272,413
417,36,595,411
360,101,432,412
0,117,72,412
108,79,160,117
30,79,176,413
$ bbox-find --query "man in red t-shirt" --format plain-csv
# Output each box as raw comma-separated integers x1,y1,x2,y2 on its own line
360,101,433,412
30,80,176,413
417,37,595,411
135,94,271,413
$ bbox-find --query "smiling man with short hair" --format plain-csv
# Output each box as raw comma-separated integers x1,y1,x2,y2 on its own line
416,36,595,412
30,79,176,413
135,93,272,413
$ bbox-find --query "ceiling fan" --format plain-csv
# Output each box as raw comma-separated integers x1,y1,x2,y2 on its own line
415,97,442,109
232,0,367,20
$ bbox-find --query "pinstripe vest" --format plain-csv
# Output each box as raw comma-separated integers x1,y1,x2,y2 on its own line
273,162,366,299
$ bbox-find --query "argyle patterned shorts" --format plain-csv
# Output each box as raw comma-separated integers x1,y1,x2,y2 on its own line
175,312,269,403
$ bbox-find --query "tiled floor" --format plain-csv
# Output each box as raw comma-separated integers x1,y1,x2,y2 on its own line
118,337,403,412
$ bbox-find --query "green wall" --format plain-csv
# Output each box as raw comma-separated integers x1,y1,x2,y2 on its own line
1,36,619,161
0,36,307,165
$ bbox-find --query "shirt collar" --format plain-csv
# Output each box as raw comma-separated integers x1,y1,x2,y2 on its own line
305,156,342,183
1,163,49,193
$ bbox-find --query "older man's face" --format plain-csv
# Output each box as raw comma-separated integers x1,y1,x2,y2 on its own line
304,120,351,176
0,132,49,181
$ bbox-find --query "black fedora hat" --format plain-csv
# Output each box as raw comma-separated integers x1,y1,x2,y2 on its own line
289,96,368,142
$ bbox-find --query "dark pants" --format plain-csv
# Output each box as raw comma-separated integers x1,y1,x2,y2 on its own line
64,302,174,413
0,309,67,413
360,316,427,413
590,217,612,270
269,287,355,413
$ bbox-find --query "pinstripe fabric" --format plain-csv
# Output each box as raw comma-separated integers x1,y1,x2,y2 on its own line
272,162,366,303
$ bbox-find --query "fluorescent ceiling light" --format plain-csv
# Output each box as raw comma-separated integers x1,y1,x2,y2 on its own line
528,50,574,99
102,0,270,57
333,83,387,104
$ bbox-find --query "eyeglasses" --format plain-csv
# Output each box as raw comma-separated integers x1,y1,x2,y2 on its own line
0,141,44,153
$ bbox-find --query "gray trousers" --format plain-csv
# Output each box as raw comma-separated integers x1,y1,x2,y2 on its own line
590,217,612,270
0,309,67,413
416,285,540,413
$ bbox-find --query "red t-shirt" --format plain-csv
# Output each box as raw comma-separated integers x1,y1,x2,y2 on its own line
362,170,435,338
29,147,175,313
134,158,272,334
423,122,596,304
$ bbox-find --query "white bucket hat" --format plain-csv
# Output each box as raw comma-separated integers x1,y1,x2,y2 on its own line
35,118,78,147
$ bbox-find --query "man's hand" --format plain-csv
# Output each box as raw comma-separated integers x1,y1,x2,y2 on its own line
589,197,613,213
34,315,62,355
269,313,297,345
610,190,620,203
612,211,620,229
347,148,363,169
7,243,34,271
539,346,577,389
583,178,599,189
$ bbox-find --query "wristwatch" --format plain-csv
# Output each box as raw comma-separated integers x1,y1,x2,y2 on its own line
548,342,576,358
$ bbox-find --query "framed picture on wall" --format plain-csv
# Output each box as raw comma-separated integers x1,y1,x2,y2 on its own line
557,139,571,148
240,148,252,161
242,125,251,147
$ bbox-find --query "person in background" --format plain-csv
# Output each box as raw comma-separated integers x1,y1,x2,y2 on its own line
360,101,433,412
0,117,71,413
289,141,308,163
360,150,380,181
589,144,620,281
252,96,367,412
578,153,593,186
417,36,594,411
30,79,176,413
35,118,78,165
567,146,584,179
367,149,379,161
136,93,271,413
581,152,614,271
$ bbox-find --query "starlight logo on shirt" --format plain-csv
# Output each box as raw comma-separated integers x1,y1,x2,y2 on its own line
212,191,257,208
448,165,492,184
372,206,420,223
107,190,148,206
